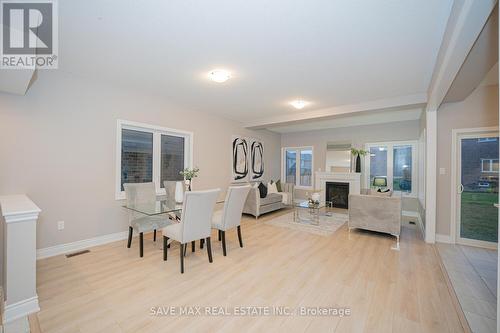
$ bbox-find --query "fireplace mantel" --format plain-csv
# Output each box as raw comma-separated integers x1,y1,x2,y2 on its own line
315,172,361,198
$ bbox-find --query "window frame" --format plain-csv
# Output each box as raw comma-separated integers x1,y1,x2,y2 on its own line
364,140,418,197
116,119,193,200
281,146,314,190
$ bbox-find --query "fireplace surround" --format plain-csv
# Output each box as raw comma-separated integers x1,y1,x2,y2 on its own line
315,172,361,209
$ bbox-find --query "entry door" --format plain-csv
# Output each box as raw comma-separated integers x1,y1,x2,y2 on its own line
457,132,499,247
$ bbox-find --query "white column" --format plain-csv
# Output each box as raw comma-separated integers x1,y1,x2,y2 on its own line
0,195,41,324
425,110,437,243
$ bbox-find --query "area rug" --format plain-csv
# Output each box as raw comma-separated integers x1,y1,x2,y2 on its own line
264,211,348,236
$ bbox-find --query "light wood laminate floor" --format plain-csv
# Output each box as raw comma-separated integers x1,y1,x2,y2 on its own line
36,209,464,333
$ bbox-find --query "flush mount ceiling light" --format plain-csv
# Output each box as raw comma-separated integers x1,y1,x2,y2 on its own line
290,100,309,110
208,69,231,83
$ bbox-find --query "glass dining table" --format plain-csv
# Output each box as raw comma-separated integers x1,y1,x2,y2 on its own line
122,198,224,251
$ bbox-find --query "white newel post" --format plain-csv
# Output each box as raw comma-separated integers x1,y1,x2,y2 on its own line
0,195,41,324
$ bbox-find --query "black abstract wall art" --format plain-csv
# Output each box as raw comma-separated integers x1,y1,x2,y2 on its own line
232,137,248,181
250,140,264,180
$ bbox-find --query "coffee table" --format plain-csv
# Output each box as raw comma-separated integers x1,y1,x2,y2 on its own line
293,200,333,225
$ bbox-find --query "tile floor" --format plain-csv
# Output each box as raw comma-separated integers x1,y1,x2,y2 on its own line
437,243,497,333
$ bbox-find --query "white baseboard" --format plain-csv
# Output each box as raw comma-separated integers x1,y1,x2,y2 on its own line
37,231,128,260
3,296,39,324
402,210,425,240
436,233,453,244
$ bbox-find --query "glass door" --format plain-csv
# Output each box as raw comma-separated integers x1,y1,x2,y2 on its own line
457,132,499,245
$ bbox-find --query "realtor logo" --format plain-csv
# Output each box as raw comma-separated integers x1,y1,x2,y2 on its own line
1,0,58,69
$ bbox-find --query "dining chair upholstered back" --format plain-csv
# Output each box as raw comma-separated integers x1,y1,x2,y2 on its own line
179,189,220,243
124,182,156,204
163,181,177,202
123,182,157,223
221,185,251,230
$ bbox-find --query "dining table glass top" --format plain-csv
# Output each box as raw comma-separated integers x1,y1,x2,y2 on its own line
123,199,225,216
122,199,183,216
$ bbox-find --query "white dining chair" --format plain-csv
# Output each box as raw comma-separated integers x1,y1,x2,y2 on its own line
124,182,170,257
210,185,251,256
163,180,182,221
162,188,220,273
163,180,177,201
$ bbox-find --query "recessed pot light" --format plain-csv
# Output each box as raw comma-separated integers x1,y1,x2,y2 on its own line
290,100,309,109
208,69,231,83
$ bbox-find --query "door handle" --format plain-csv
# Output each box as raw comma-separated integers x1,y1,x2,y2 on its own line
458,184,464,194
494,203,500,208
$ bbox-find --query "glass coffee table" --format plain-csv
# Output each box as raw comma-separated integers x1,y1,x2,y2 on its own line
293,200,333,225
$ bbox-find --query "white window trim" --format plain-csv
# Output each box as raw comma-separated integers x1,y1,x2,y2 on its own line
364,140,418,197
115,119,194,200
481,158,498,172
281,146,314,190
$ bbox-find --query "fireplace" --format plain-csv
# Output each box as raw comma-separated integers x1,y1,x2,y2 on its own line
326,182,349,209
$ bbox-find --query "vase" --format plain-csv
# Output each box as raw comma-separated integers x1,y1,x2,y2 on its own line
355,154,361,173
175,181,184,203
311,192,321,202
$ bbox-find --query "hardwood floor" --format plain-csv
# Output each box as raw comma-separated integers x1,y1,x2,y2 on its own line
36,209,464,333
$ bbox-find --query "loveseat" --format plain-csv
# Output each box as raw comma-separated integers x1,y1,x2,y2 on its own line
243,182,294,219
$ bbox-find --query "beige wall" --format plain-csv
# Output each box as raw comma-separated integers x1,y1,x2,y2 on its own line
280,120,421,191
436,84,499,236
0,71,281,249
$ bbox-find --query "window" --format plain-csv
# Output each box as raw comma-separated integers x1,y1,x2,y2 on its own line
481,159,499,173
116,120,192,199
160,135,185,187
121,129,153,190
300,149,313,186
285,149,297,184
282,147,313,188
393,145,412,192
365,141,417,196
369,146,387,188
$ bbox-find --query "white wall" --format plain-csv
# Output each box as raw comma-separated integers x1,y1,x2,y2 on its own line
436,84,499,236
0,71,282,249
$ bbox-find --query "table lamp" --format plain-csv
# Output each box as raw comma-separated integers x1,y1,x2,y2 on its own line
373,176,387,191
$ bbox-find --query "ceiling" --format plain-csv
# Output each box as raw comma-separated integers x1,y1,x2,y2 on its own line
55,0,454,125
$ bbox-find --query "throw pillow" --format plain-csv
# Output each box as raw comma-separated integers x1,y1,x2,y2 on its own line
268,182,278,194
258,182,268,198
373,189,392,197
276,180,282,192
